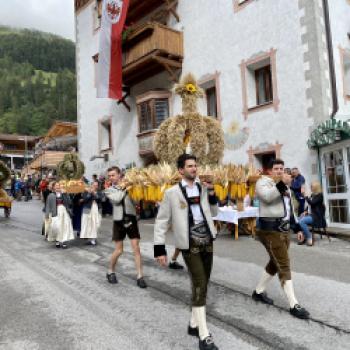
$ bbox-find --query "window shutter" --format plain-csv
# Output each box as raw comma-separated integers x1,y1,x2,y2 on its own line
139,101,152,132
154,98,169,128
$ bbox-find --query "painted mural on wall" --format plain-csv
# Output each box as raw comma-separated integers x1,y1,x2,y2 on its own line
224,120,250,151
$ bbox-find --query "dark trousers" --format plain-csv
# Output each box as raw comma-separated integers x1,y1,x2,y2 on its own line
182,241,213,307
257,230,291,285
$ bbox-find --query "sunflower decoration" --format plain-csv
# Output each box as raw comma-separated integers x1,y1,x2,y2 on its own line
185,83,197,94
175,73,204,115
175,73,203,97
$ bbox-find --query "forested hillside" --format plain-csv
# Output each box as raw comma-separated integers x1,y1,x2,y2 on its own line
0,26,76,136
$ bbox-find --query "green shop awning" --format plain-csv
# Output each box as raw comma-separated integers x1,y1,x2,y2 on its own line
307,118,350,149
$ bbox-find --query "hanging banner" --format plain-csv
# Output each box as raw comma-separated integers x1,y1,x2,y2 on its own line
97,0,129,100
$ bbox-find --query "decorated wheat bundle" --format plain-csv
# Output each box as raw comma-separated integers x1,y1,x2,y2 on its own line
57,153,85,180
56,153,86,193
125,163,181,202
211,165,229,201
0,160,10,186
59,179,87,194
124,162,259,203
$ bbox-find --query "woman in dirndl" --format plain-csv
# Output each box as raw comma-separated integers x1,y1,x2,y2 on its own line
45,182,74,248
80,181,102,246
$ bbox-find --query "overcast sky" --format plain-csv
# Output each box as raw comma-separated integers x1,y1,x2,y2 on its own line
0,0,75,41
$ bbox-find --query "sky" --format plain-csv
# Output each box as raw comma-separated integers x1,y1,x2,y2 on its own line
0,0,75,41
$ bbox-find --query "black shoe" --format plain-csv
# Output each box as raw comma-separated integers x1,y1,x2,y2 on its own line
252,291,274,305
188,325,199,338
199,335,218,350
290,304,310,319
137,277,147,289
55,242,61,248
169,261,184,270
106,272,118,284
61,243,68,249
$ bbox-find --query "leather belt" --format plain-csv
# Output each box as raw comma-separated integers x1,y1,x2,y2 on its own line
259,218,290,232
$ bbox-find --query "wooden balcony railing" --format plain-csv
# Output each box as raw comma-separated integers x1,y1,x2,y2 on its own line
123,22,183,86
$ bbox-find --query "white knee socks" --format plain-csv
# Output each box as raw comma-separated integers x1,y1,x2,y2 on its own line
255,271,274,294
192,306,210,340
283,280,298,308
190,308,197,328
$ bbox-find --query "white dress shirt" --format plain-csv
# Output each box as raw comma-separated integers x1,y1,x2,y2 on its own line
181,179,204,224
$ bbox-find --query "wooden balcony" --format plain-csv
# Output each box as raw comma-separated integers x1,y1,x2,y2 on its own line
128,0,179,24
122,22,183,86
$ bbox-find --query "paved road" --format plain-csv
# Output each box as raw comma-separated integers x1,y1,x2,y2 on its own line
0,200,349,350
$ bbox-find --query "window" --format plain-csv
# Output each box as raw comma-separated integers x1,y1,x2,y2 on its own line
329,199,350,224
136,91,170,133
94,0,103,31
205,87,217,118
240,49,279,119
255,65,273,105
4,144,18,150
324,149,347,194
199,72,221,120
99,118,112,151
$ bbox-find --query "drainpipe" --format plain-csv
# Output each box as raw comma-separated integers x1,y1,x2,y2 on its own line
317,0,339,187
322,0,338,119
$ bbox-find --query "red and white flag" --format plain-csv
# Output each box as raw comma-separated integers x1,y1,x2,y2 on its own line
97,0,129,100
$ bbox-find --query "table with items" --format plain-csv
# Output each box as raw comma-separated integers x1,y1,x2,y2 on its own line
213,206,259,240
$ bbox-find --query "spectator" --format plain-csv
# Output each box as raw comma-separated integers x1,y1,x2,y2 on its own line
10,175,16,197
297,181,326,246
291,167,305,215
14,178,23,201
39,177,49,200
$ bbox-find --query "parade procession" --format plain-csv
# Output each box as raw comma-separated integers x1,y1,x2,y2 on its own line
1,1,350,349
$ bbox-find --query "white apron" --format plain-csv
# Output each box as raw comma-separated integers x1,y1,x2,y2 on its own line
80,201,101,239
47,205,74,243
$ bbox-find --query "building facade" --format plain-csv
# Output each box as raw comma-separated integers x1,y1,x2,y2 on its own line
0,134,36,172
75,0,350,228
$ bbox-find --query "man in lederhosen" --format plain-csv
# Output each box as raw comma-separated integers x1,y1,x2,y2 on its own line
104,166,147,288
154,154,219,350
252,159,310,319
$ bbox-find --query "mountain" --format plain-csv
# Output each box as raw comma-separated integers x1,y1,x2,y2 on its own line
0,26,77,136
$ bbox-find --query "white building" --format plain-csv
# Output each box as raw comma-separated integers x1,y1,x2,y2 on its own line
75,0,350,229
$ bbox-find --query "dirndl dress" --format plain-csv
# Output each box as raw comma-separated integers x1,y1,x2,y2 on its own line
47,205,75,243
80,201,101,239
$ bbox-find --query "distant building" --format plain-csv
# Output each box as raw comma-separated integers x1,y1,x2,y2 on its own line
75,0,350,229
0,134,36,172
28,121,78,176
